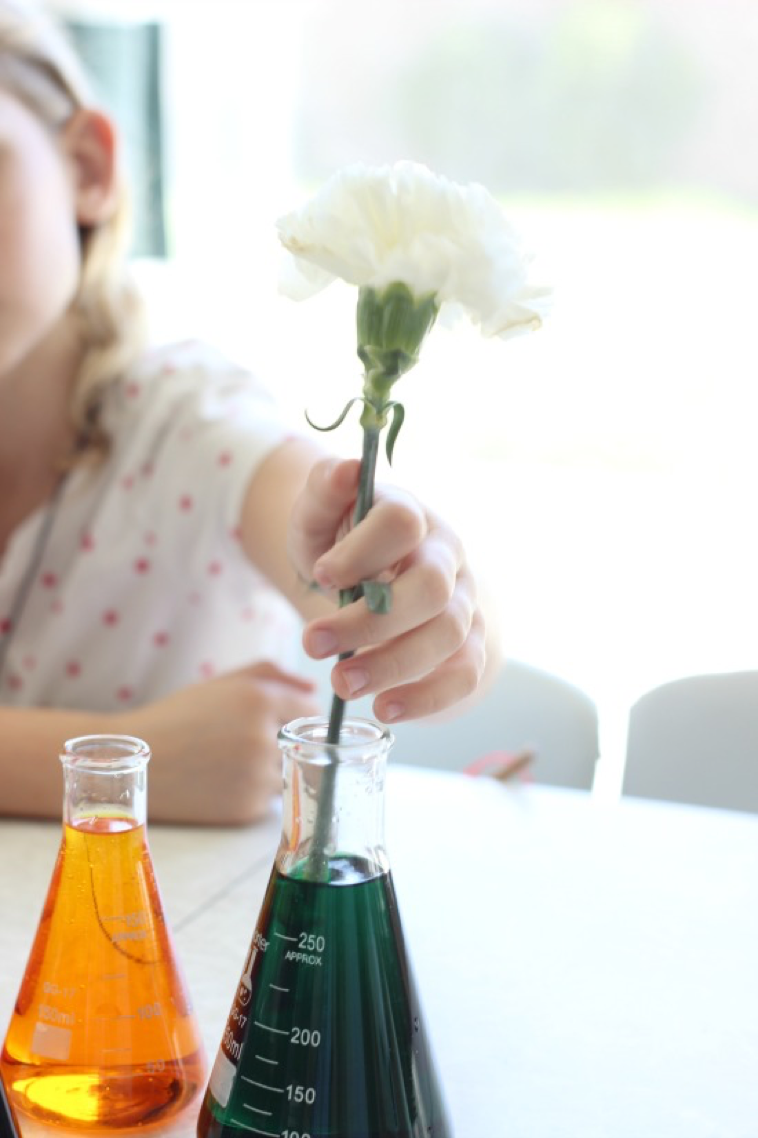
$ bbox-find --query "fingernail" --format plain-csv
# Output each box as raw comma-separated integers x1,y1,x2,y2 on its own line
342,667,368,696
309,629,338,657
313,562,334,590
383,702,405,722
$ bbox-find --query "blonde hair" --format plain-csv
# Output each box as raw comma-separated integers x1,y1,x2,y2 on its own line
0,0,146,461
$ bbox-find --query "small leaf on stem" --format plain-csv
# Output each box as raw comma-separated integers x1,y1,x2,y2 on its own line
306,397,364,433
362,580,393,614
385,402,405,465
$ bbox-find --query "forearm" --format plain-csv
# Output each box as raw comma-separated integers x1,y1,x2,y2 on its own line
0,665,319,827
240,437,339,622
0,705,117,819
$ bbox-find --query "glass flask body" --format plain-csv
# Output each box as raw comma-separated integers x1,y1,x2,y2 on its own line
0,735,206,1130
0,1072,19,1138
197,715,452,1138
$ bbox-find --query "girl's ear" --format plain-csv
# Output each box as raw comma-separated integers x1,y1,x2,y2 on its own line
61,108,118,226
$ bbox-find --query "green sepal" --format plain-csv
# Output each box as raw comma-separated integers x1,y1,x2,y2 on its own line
306,396,364,433
357,282,439,402
338,586,355,610
385,401,405,465
358,345,416,390
361,579,392,614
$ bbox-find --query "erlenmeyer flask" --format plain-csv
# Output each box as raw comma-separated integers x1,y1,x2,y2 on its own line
0,1072,20,1138
197,716,452,1138
0,735,206,1130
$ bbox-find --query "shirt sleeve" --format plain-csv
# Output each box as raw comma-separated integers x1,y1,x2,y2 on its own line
105,342,300,578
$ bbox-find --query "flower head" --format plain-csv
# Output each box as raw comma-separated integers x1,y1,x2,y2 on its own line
277,160,550,340
277,162,551,766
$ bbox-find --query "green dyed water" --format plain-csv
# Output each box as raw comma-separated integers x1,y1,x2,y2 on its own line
197,856,450,1138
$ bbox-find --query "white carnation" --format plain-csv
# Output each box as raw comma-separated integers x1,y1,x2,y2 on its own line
277,161,550,340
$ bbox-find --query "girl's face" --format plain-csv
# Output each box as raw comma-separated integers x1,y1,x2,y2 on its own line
0,88,83,382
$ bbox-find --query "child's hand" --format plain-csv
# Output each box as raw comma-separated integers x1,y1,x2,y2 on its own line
289,457,486,723
126,663,320,824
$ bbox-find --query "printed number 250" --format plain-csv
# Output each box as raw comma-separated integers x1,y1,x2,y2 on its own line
298,932,325,953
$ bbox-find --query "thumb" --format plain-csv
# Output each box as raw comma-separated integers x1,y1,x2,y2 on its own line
289,457,361,579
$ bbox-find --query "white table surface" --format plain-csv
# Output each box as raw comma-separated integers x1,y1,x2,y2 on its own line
2,765,757,1138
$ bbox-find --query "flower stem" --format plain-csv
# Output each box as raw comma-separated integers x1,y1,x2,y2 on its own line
305,425,381,881
327,426,380,742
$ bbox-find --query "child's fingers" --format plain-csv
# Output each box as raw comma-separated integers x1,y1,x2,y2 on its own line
312,489,435,591
371,611,487,723
329,574,477,702
297,458,360,544
304,528,466,660
268,679,322,725
288,457,361,577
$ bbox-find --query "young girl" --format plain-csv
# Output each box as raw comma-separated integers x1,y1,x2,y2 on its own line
0,0,490,824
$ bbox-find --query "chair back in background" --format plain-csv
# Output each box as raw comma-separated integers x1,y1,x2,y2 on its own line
389,659,600,790
622,670,758,813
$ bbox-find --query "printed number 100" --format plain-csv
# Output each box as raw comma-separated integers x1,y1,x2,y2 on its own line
282,1132,311,1138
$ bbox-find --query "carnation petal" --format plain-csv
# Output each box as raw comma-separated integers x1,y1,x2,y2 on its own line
276,160,551,335
277,250,335,300
483,287,554,340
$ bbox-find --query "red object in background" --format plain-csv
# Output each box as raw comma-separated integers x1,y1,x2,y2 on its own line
464,749,535,783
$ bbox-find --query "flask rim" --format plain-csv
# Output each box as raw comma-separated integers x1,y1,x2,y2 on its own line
278,715,393,763
60,734,151,773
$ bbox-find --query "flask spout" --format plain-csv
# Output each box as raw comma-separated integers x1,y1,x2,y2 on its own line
60,733,150,831
278,715,393,881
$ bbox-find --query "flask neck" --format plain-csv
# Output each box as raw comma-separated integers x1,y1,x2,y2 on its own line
277,717,393,880
60,735,150,832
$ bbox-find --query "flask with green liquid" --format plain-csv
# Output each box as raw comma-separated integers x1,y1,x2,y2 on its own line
196,716,451,1138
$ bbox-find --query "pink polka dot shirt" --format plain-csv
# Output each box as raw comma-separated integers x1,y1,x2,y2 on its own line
0,342,301,709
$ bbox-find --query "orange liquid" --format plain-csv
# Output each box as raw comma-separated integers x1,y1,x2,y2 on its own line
1,817,206,1130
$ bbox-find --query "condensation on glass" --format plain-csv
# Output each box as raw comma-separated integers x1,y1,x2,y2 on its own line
197,715,451,1138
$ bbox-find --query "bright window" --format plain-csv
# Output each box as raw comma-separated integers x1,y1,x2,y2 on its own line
59,0,758,792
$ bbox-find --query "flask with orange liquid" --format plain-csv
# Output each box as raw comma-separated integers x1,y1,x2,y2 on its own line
0,735,206,1130
0,1072,19,1137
